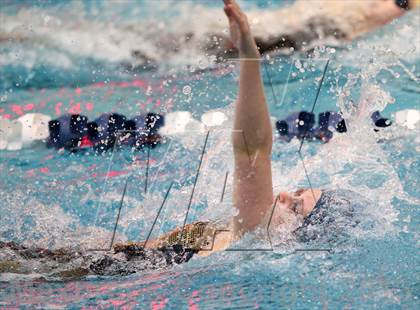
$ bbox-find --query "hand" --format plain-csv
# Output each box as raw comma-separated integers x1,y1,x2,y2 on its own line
223,0,259,58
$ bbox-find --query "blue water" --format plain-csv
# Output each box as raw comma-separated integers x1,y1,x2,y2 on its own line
1,0,419,308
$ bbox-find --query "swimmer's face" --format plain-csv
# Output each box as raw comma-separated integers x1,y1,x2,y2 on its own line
277,189,320,218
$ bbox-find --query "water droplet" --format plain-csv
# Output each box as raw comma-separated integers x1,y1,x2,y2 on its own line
146,85,152,96
183,85,192,95
198,60,207,70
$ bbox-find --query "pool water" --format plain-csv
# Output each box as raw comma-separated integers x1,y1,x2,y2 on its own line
0,0,419,308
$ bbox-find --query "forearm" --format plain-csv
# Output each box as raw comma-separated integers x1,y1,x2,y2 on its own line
233,52,272,155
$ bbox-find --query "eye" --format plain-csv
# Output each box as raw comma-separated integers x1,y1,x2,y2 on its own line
294,188,306,196
291,202,298,213
291,198,304,214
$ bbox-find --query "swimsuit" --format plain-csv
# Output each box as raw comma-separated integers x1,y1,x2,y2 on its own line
0,222,216,279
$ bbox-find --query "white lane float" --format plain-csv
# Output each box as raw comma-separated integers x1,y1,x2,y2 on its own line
17,113,51,147
395,109,420,130
159,110,229,150
0,113,51,150
159,111,204,136
201,111,228,128
0,117,22,150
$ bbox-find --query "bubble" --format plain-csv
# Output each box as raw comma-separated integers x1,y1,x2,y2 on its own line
146,85,152,96
299,120,304,126
183,85,192,95
328,47,336,54
198,60,207,70
209,55,217,64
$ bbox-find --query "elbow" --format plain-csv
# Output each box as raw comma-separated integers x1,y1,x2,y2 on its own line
232,129,272,157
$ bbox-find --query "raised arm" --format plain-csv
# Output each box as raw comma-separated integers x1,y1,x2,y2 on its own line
224,0,274,237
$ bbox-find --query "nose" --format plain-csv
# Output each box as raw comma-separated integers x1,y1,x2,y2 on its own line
277,192,293,206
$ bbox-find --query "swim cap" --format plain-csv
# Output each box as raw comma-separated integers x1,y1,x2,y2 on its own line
294,189,369,244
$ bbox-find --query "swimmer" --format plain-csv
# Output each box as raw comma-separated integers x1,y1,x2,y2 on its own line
0,0,368,279
126,0,369,247
211,0,419,57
